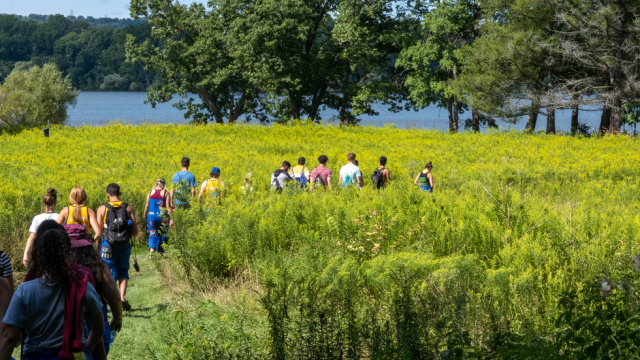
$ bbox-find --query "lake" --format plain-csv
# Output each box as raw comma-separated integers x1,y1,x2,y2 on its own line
67,92,607,132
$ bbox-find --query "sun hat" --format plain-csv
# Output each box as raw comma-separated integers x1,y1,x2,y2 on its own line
64,224,93,248
211,167,221,174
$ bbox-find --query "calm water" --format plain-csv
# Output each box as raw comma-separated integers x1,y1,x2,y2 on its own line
68,92,606,132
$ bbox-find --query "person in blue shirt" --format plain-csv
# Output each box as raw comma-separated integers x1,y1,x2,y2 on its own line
170,157,197,210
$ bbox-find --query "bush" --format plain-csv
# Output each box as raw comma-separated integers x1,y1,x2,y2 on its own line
100,73,126,91
0,63,78,127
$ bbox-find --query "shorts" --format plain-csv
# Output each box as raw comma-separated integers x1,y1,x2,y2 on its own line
420,185,433,193
102,242,132,280
148,216,168,252
23,350,83,360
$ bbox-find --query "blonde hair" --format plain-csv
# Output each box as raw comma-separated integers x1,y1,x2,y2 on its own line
153,178,167,191
68,186,87,223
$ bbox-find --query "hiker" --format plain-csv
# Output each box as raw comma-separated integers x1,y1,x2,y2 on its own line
144,178,174,255
24,188,59,266
65,224,123,358
198,167,225,207
372,156,391,189
242,173,254,193
310,155,332,191
96,183,139,312
271,161,294,192
0,228,105,360
0,252,12,297
339,152,364,189
414,161,434,192
56,186,101,238
290,157,311,189
171,157,197,210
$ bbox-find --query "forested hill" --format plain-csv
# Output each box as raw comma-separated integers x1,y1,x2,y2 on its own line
0,14,158,91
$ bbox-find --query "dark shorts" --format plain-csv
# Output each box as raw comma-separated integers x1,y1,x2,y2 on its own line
102,243,132,280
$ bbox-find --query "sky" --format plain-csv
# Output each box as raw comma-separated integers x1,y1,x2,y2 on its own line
2,0,205,19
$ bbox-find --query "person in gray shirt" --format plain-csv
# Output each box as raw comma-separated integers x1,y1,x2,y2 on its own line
271,161,294,192
0,228,105,359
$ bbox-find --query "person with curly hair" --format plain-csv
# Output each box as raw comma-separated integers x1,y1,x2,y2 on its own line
66,224,123,357
0,225,106,360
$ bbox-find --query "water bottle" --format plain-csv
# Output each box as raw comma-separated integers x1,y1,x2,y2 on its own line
110,329,117,344
101,237,112,259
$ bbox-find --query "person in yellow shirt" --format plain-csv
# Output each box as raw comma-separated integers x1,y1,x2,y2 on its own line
198,167,225,207
290,157,311,189
56,186,101,239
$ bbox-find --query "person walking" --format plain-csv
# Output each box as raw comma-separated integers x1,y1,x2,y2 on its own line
289,157,311,189
198,167,225,208
0,228,105,360
414,161,434,192
371,156,391,189
56,186,101,239
339,153,364,189
24,188,59,267
310,155,332,191
171,157,197,210
143,179,173,255
95,183,139,312
65,224,123,358
0,252,12,298
271,161,294,192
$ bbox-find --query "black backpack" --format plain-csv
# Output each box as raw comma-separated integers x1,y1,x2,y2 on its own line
371,167,384,189
314,168,327,187
104,202,131,247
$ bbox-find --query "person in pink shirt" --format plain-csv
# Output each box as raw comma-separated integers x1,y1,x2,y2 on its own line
310,155,333,191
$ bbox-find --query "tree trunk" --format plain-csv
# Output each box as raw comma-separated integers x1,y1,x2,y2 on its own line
447,97,454,132
571,96,579,135
471,106,480,132
452,99,459,132
600,104,611,134
289,93,301,120
229,91,248,124
339,67,351,124
546,69,555,134
610,90,622,134
526,103,539,132
198,88,225,124
309,84,327,122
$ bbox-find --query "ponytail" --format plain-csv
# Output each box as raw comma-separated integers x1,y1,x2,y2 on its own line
68,186,88,223
43,188,57,207
425,161,433,170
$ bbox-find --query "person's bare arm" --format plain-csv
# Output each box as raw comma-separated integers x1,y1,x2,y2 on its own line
197,181,207,203
357,176,364,187
190,187,196,197
327,176,332,191
23,232,37,266
0,325,21,360
95,205,106,242
428,173,434,188
85,310,106,359
56,208,68,225
4,277,13,298
143,192,150,222
88,209,101,238
414,174,421,185
126,205,139,237
98,265,123,332
384,169,391,182
0,278,11,322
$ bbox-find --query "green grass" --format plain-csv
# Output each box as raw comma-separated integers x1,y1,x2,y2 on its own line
106,250,172,360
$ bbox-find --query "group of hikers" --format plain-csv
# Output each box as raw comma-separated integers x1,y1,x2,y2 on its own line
0,154,434,360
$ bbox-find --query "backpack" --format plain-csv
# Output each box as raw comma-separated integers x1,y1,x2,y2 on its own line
104,202,131,247
371,167,384,189
174,172,191,203
314,170,326,187
272,169,292,191
295,167,308,188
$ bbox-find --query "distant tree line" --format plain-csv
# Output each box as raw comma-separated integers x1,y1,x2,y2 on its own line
127,0,640,133
0,13,159,91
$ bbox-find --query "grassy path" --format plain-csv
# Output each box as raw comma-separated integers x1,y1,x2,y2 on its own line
107,251,172,359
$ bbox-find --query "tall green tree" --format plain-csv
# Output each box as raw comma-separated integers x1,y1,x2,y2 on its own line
397,0,481,132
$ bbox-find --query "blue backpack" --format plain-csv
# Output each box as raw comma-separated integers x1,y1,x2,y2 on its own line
295,167,308,188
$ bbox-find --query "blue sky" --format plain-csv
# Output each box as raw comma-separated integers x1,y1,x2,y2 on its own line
2,0,205,19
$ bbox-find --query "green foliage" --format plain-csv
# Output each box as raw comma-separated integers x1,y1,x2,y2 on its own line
0,63,78,127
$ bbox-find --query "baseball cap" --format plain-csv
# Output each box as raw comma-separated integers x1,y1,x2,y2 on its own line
211,167,221,174
64,224,93,248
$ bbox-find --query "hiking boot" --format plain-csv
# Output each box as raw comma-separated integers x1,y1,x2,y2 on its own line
122,300,132,311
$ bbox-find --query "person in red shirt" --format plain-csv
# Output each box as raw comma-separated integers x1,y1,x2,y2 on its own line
310,155,333,191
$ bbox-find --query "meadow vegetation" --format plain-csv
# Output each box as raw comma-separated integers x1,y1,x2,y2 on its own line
1,123,640,358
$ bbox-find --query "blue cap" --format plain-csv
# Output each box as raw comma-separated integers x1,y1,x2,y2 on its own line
211,167,221,174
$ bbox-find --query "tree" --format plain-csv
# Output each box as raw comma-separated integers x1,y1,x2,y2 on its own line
397,0,480,132
0,63,78,127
